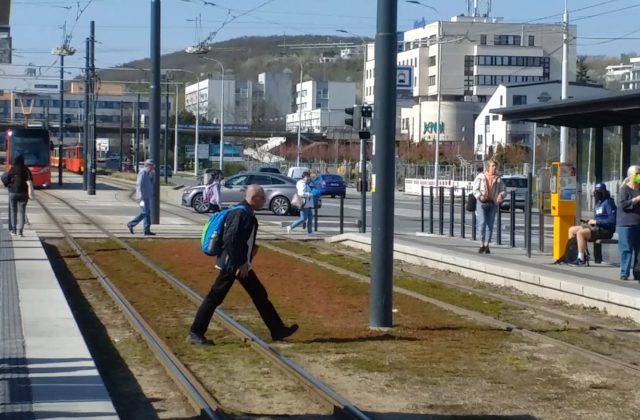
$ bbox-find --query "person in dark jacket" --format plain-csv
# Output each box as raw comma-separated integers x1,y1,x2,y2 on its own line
127,159,155,235
187,184,299,345
617,165,640,280
4,155,33,237
567,183,617,266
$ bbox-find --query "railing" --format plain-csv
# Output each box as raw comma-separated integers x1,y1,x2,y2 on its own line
419,173,542,257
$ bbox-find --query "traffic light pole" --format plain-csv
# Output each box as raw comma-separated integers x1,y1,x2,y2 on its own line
150,0,161,224
360,136,367,233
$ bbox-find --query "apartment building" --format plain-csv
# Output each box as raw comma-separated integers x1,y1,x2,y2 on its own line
365,15,576,145
185,77,253,126
621,57,640,91
285,80,356,134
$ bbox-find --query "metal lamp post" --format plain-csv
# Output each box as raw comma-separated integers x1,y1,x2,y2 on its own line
291,55,304,167
406,0,443,185
185,45,210,177
51,44,76,186
200,56,225,171
336,29,368,104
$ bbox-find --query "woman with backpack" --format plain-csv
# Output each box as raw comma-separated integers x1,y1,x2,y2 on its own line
472,159,506,254
3,155,33,237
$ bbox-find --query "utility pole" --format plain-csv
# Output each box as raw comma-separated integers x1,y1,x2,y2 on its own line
164,81,170,184
119,101,123,171
88,20,96,196
173,83,179,174
82,37,90,190
135,92,141,169
434,20,442,186
150,0,161,224
370,0,397,329
57,55,65,186
560,0,569,163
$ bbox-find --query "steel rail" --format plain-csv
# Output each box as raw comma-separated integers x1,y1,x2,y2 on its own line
37,187,370,420
34,191,228,420
259,235,640,377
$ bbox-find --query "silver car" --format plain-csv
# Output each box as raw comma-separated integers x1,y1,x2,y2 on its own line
182,172,302,215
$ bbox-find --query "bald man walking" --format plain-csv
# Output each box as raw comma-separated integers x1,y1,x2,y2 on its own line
188,184,299,345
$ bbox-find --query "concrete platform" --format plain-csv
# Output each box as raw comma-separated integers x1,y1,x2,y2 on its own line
327,232,640,323
0,187,118,419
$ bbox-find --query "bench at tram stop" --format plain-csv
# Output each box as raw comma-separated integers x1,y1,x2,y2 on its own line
592,237,619,264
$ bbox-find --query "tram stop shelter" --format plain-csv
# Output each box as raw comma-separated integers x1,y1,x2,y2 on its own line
492,89,640,260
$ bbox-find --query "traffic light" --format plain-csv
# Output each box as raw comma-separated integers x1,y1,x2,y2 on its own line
345,105,362,130
360,105,373,130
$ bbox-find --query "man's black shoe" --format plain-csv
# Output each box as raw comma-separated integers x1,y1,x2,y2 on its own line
186,332,214,346
127,224,134,234
144,231,156,236
272,324,299,341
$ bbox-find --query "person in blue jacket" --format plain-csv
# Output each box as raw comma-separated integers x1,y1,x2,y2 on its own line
567,183,617,266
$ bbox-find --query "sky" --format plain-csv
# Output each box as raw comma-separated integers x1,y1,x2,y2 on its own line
8,0,640,78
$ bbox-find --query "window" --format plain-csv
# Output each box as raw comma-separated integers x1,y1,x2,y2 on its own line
227,175,250,186
528,35,535,47
484,116,490,125
512,95,527,106
492,114,499,121
250,175,274,185
429,55,436,67
494,35,521,46
480,34,487,45
428,75,436,86
499,95,503,106
477,134,483,145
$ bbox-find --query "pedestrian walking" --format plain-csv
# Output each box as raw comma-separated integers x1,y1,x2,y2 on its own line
187,184,299,345
127,159,156,236
472,159,506,254
2,155,33,237
566,183,616,266
203,173,223,213
617,165,640,280
287,171,314,235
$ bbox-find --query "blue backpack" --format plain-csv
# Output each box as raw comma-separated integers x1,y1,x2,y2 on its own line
201,206,246,256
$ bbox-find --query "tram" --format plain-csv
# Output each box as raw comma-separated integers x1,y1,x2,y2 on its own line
5,127,53,188
51,144,84,174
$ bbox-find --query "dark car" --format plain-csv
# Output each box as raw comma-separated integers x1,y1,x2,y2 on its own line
312,174,346,198
182,171,306,215
258,166,281,174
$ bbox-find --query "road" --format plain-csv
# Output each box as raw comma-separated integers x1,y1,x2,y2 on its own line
170,172,554,251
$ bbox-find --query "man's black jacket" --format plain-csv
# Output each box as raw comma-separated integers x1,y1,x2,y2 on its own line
217,200,258,271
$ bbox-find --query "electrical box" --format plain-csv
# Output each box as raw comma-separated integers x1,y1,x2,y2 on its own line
550,162,577,261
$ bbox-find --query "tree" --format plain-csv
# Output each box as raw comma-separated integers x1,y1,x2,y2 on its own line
576,56,592,83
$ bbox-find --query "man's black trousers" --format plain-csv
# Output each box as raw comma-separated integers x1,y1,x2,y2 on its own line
190,268,286,338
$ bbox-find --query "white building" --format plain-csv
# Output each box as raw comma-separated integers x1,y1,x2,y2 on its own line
285,80,356,134
256,71,293,127
185,77,252,126
364,15,575,144
473,80,608,160
621,57,640,91
605,63,633,83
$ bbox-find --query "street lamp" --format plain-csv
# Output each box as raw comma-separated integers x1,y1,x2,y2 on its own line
288,54,304,167
51,43,76,187
199,56,225,171
406,0,443,186
181,52,204,177
337,29,368,105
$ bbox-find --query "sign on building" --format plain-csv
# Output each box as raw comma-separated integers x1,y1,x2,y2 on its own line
397,66,413,90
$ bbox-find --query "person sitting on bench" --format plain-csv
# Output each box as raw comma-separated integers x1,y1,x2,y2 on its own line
567,183,617,266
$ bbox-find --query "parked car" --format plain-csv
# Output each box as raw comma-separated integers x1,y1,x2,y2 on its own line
500,175,528,211
181,171,318,215
312,174,346,198
159,165,173,177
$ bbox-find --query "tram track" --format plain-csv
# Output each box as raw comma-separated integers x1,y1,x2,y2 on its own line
35,187,370,420
101,175,640,368
261,236,640,376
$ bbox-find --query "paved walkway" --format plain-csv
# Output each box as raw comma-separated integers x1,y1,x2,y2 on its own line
0,187,118,419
